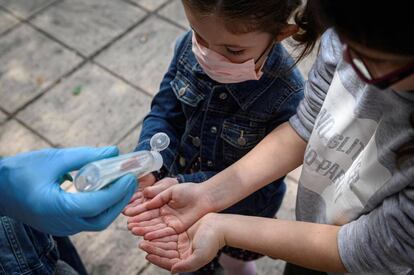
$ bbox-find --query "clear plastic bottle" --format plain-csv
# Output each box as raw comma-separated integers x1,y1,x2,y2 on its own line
74,133,170,192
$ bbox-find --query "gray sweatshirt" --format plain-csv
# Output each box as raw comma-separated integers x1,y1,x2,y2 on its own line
290,29,414,274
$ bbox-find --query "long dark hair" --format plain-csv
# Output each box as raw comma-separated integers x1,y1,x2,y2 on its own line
182,0,302,35
294,0,414,169
294,0,414,57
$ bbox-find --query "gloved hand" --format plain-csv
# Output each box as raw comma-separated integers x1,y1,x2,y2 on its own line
0,147,138,236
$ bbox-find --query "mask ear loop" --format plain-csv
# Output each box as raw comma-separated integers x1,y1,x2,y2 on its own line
255,40,276,65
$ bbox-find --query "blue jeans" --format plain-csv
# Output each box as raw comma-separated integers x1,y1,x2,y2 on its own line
0,216,87,275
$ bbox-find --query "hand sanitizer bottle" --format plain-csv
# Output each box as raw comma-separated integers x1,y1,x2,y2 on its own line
74,132,170,192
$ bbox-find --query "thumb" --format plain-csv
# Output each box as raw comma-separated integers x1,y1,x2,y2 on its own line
144,178,178,199
64,174,137,217
145,188,174,210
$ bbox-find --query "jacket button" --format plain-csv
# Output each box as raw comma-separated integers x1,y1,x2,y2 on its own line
207,160,214,167
192,137,201,147
179,157,186,167
178,87,186,97
219,92,228,100
210,126,218,134
237,137,247,146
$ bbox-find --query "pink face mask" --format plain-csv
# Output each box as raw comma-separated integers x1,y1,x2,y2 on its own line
191,33,268,84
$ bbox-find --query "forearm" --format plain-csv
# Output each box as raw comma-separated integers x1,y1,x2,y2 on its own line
218,214,346,272
201,122,306,212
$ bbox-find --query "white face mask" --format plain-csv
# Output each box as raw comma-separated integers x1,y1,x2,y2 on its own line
191,32,271,84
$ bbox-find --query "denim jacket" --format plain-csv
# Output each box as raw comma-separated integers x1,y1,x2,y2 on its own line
136,31,303,215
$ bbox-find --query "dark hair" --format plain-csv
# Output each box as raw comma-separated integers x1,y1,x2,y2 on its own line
294,0,414,169
294,0,414,57
182,0,302,35
397,114,414,170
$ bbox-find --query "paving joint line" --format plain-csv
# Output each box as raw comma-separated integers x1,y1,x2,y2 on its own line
114,121,143,147
136,262,152,275
3,5,160,123
14,117,56,147
155,13,188,31
0,0,62,39
0,0,180,148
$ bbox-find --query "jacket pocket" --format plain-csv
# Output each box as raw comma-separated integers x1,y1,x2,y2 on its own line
221,120,266,164
171,71,205,107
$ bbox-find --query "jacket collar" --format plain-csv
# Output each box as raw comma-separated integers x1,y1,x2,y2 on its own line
181,33,288,111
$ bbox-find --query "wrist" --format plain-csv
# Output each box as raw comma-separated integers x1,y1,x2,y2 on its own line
198,182,220,213
203,213,227,249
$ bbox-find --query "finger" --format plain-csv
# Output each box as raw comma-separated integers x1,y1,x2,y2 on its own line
124,197,145,212
151,235,179,242
122,201,150,217
130,191,143,202
64,174,137,217
143,180,176,199
144,189,174,211
123,196,144,214
146,241,177,250
138,174,156,189
126,208,160,221
54,146,119,175
139,241,179,259
144,227,177,241
82,177,137,231
130,223,168,236
145,254,180,271
128,218,164,228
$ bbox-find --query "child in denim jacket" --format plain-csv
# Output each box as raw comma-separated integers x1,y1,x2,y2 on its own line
125,0,304,274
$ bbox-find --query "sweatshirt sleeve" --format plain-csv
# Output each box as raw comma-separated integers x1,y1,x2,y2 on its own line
338,164,414,274
289,29,342,141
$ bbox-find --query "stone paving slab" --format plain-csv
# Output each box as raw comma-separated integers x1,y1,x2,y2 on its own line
0,0,57,19
0,9,19,34
142,264,170,275
0,119,50,156
17,63,152,147
31,0,147,57
95,16,185,95
0,110,6,124
0,24,82,113
118,124,142,154
71,214,148,275
129,0,169,12
158,0,188,29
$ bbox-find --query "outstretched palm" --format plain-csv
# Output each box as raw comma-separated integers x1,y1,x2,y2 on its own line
123,183,210,240
139,213,225,273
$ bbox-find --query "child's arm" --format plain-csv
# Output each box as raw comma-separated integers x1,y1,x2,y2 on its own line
176,171,217,184
200,29,342,213
135,34,189,172
150,213,345,273
125,29,341,235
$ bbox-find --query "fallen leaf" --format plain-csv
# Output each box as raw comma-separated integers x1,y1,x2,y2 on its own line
72,85,82,96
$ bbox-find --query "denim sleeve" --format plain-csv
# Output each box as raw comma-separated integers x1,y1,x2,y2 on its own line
270,85,304,131
289,29,342,141
176,171,218,184
135,34,189,171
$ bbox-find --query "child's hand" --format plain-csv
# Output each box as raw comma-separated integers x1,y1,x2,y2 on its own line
122,174,157,214
123,183,211,241
140,177,179,200
139,213,226,273
123,176,178,215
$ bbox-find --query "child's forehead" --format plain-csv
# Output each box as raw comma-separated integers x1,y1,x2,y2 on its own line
189,12,271,48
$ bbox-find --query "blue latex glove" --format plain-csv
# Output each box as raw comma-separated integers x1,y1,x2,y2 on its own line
0,147,138,236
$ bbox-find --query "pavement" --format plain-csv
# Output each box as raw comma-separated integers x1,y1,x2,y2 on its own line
0,1,315,274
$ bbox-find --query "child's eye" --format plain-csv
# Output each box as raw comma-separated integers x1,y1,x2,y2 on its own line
226,47,245,56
